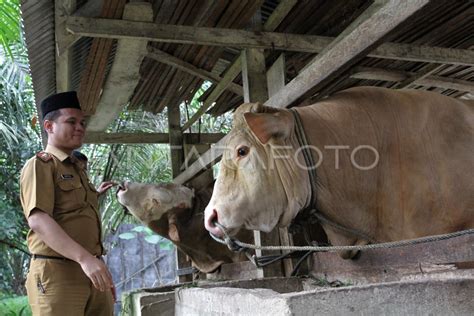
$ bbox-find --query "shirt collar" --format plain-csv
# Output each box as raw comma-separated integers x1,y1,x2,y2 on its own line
45,145,70,162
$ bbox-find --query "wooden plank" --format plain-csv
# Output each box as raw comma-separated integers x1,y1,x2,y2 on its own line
311,234,474,284
265,0,431,109
55,0,76,92
266,54,286,99
396,64,445,89
146,47,243,96
242,49,268,103
181,55,242,131
242,16,283,277
168,93,189,284
266,54,294,276
65,17,474,66
263,0,298,32
352,67,474,93
173,140,225,185
83,132,225,144
206,261,260,281
168,105,184,178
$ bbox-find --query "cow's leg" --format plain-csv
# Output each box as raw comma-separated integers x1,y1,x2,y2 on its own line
322,226,368,259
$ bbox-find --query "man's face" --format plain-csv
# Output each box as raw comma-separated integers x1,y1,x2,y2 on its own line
44,108,86,152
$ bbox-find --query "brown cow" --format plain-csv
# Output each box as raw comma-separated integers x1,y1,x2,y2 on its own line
204,86,474,258
117,181,252,273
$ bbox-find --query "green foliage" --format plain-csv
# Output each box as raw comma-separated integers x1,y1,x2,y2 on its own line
0,0,21,59
118,225,173,250
0,295,32,316
181,81,233,134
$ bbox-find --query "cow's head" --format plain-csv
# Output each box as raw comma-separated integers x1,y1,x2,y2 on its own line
117,181,250,273
117,181,193,224
204,103,311,237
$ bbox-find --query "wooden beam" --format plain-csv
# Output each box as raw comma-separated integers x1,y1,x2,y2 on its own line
55,0,76,92
168,105,184,178
173,141,225,185
266,53,294,277
263,0,298,31
396,64,444,89
57,0,104,55
65,17,474,66
312,234,474,284
352,67,474,93
180,0,298,132
83,132,225,144
265,0,431,109
146,47,243,96
266,54,286,98
242,49,268,103
181,54,243,131
87,2,153,131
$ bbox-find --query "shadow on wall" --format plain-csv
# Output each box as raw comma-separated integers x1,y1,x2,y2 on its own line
104,223,177,315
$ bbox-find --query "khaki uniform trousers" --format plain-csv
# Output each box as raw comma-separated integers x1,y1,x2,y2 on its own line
26,258,114,316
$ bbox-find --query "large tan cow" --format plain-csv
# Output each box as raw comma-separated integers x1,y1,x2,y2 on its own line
117,181,252,272
204,86,474,258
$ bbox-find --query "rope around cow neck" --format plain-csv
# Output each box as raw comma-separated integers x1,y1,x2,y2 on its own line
210,222,474,252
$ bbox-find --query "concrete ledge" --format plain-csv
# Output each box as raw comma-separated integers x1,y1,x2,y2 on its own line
175,276,474,315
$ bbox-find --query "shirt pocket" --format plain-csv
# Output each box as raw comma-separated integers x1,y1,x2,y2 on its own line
55,180,86,212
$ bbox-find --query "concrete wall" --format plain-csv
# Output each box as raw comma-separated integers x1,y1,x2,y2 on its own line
175,274,474,315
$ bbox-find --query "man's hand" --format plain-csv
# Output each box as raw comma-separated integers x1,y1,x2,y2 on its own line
27,211,116,296
97,181,117,195
78,254,115,293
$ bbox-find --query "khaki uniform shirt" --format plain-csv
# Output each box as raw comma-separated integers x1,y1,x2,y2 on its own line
20,145,103,257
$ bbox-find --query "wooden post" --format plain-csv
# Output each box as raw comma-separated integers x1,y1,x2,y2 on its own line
241,11,283,278
55,0,75,92
266,54,294,277
168,105,191,283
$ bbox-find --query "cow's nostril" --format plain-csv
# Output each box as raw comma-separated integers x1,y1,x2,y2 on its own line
205,209,223,237
210,209,218,226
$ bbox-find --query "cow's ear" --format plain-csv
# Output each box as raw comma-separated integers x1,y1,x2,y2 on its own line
244,111,293,144
168,223,180,242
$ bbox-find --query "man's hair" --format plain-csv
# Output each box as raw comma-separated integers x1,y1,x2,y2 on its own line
43,109,62,122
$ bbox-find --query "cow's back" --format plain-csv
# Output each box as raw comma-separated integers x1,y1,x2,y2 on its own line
296,87,473,241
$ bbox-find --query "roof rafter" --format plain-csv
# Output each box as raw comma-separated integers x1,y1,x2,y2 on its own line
84,132,224,144
65,16,474,66
146,47,243,96
351,67,474,93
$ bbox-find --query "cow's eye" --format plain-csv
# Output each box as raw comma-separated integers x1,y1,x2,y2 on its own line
237,146,249,157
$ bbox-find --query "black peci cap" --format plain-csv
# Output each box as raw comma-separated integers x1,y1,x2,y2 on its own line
40,91,81,119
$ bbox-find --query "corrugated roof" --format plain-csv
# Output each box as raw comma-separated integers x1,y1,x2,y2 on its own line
21,0,474,122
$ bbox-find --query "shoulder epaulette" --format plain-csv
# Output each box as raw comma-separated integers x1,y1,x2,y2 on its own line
36,151,52,162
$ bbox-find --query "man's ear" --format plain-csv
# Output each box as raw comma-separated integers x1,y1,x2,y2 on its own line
243,111,293,144
43,120,53,133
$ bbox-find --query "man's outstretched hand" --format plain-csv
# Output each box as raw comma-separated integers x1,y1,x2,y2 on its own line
97,181,117,195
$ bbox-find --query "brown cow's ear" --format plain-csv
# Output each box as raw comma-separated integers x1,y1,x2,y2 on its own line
244,111,293,144
168,223,180,242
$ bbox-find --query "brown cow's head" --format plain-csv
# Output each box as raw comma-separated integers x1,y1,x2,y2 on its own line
204,103,311,238
117,181,250,273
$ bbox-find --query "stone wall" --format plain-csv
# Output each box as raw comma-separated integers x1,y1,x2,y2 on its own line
104,223,177,315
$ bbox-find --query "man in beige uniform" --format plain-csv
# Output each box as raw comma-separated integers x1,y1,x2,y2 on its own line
20,91,116,315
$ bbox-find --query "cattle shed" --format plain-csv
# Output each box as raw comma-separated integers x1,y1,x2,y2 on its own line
20,0,474,315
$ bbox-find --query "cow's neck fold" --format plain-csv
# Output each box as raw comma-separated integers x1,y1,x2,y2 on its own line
271,110,312,227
